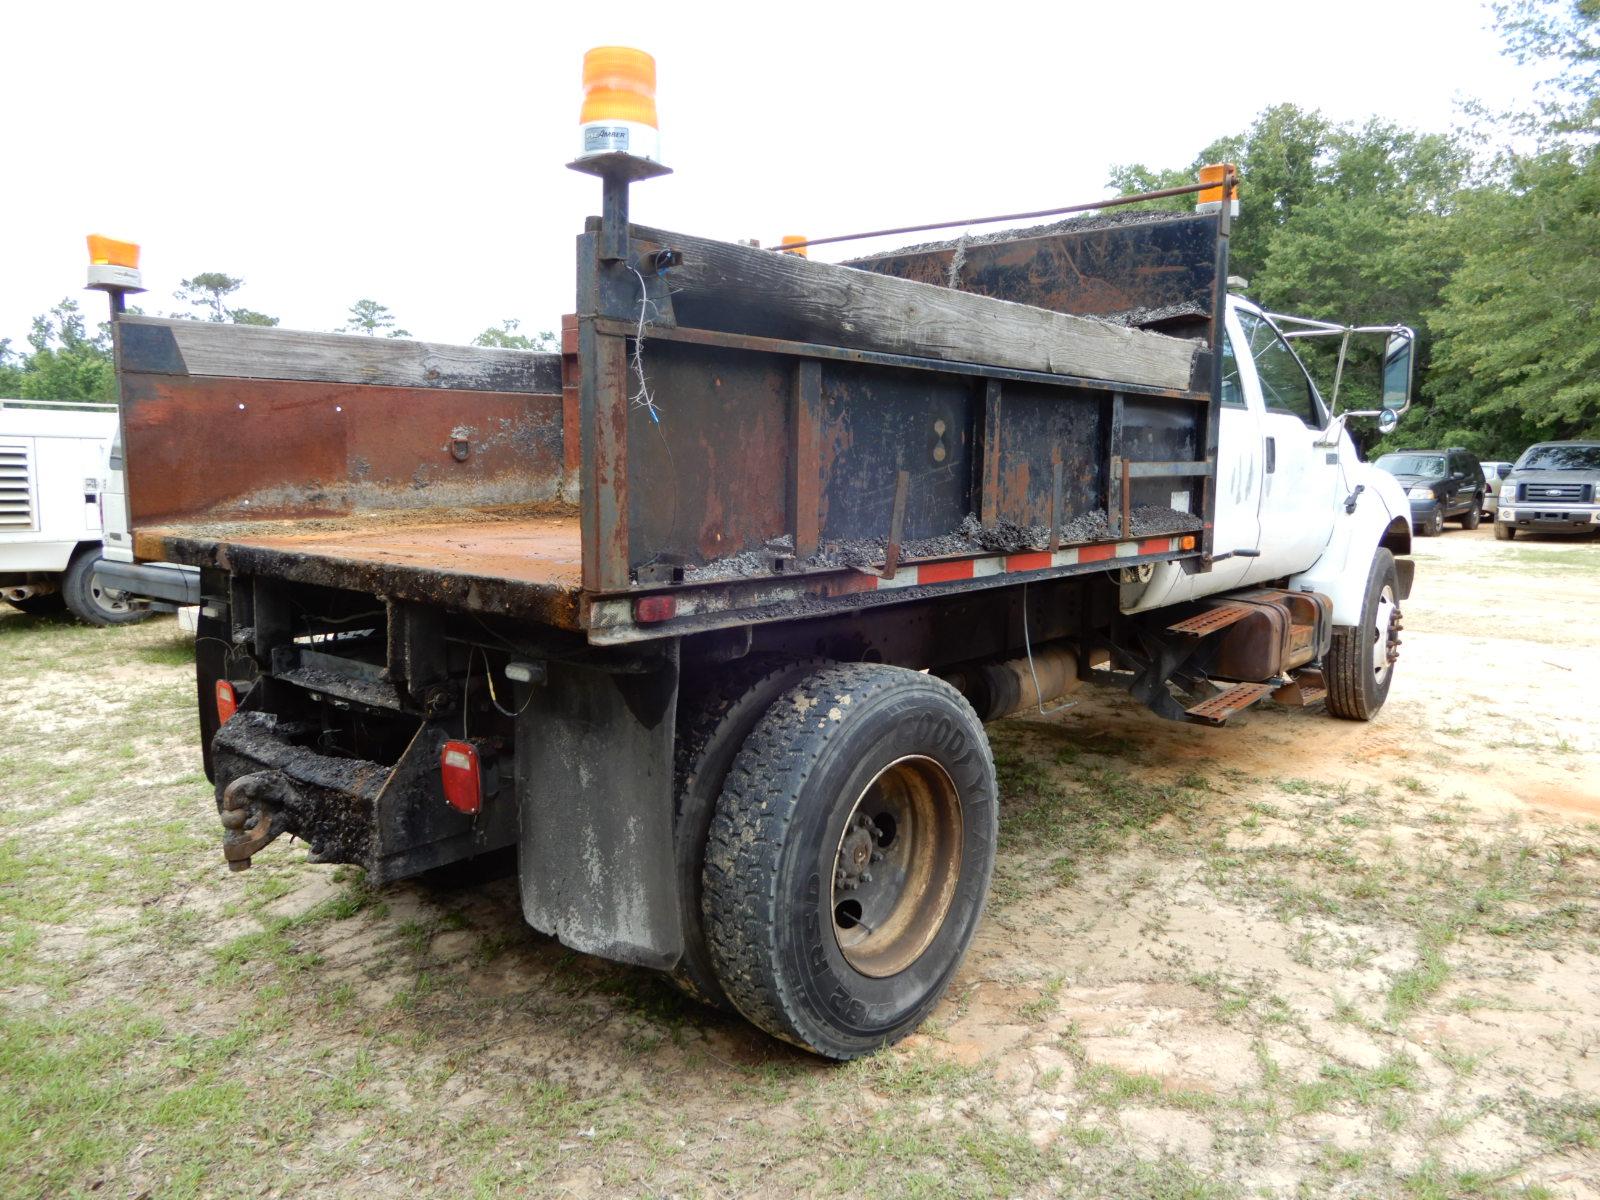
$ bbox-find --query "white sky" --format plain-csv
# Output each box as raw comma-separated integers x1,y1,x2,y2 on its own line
1,0,1542,351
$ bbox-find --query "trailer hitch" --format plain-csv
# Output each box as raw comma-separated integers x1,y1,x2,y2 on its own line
219,771,295,872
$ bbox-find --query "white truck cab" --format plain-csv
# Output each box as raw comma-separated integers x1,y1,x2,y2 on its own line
1125,296,1415,718
0,399,150,625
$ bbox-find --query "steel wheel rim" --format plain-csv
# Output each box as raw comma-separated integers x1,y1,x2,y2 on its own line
829,754,963,979
88,571,131,616
1371,584,1398,683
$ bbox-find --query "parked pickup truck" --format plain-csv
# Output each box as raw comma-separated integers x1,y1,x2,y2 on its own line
107,164,1417,1058
1495,441,1600,540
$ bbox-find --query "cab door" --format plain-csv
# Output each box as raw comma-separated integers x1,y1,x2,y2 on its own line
1234,307,1340,581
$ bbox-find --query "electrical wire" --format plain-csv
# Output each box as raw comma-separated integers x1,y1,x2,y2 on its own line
1020,582,1076,717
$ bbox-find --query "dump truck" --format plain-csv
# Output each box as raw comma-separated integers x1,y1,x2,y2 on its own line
107,162,1419,1059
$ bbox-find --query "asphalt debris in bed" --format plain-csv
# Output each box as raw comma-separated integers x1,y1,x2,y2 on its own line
668,508,1201,583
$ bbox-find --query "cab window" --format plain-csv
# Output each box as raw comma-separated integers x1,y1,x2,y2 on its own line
1237,310,1322,428
1219,332,1244,409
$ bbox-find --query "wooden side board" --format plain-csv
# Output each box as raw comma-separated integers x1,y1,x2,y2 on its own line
116,316,563,394
629,223,1202,393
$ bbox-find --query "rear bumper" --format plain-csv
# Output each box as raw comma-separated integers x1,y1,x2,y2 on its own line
211,710,514,884
95,559,202,605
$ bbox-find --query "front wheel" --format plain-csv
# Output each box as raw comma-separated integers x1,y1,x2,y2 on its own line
1416,509,1443,537
703,663,997,1059
1324,548,1401,721
1494,522,1516,541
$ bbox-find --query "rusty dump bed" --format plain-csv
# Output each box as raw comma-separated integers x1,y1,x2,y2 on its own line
119,209,1227,643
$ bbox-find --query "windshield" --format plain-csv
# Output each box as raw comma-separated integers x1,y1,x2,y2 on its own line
1376,453,1445,478
1515,444,1600,472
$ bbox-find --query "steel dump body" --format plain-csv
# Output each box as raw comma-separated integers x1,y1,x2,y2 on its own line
114,205,1238,981
120,212,1225,640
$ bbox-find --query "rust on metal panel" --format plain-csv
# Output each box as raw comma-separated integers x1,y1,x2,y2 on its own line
791,360,822,557
144,510,585,627
120,373,563,526
561,314,582,475
583,329,632,592
980,380,1002,525
881,469,910,579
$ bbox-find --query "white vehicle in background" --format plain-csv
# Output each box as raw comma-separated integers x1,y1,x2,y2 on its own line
0,399,148,625
1480,461,1513,520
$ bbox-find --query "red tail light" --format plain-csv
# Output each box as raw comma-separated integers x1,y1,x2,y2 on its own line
634,594,676,623
215,680,238,723
440,741,482,815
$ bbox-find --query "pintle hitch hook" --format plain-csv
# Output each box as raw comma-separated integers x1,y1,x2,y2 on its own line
219,771,293,873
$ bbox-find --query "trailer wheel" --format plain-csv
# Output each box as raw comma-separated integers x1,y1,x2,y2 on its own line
1324,548,1400,722
670,654,827,1011
62,549,150,627
703,663,996,1059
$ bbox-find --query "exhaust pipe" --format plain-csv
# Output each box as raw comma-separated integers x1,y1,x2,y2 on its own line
3,584,57,602
939,642,1081,721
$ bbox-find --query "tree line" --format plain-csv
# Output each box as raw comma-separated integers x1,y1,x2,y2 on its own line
0,273,556,402
1108,0,1597,458
6,2,1593,460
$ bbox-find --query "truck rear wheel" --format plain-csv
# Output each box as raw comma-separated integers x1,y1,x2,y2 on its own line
703,663,996,1059
670,654,825,1011
1324,548,1400,722
62,549,151,627
1460,498,1482,529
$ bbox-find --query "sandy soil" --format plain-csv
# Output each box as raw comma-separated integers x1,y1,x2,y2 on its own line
2,524,1597,1198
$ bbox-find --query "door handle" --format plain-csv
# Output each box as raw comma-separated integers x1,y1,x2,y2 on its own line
1265,436,1276,474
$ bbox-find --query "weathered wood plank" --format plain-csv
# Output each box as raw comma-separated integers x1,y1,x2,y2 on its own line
631,224,1199,393
117,316,562,394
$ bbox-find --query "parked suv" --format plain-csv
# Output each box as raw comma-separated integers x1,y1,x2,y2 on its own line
1495,441,1600,540
1374,447,1485,537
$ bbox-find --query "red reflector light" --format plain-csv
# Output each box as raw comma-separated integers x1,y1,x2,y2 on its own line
439,740,482,815
634,594,677,623
215,680,238,724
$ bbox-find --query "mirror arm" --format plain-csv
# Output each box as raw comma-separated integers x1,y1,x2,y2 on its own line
1329,330,1352,411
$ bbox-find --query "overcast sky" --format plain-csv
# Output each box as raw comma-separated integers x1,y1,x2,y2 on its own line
2,0,1542,351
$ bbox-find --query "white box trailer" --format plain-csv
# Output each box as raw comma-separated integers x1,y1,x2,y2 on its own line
0,399,149,625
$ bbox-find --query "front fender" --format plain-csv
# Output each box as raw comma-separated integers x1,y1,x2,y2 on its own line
1289,465,1413,626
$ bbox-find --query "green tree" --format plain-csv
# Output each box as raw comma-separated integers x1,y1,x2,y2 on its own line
1421,0,1600,453
344,299,410,338
14,299,115,401
471,319,557,351
0,339,24,397
171,272,279,326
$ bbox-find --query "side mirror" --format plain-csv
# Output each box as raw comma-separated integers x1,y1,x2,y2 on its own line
1377,408,1399,435
1382,328,1415,416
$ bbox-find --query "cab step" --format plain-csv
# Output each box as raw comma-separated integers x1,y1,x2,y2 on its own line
1186,681,1275,725
1271,668,1327,708
1167,603,1254,637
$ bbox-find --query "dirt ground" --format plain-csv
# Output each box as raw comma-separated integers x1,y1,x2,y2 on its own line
2,525,1598,1199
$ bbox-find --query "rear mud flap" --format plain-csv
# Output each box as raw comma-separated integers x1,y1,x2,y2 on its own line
515,655,685,971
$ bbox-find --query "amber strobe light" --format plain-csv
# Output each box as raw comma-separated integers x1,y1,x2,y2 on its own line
85,233,145,293
577,46,660,163
215,680,238,724
440,741,483,815
1195,164,1239,216
779,235,809,258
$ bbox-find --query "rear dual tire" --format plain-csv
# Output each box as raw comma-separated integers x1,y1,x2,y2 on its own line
702,663,997,1060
